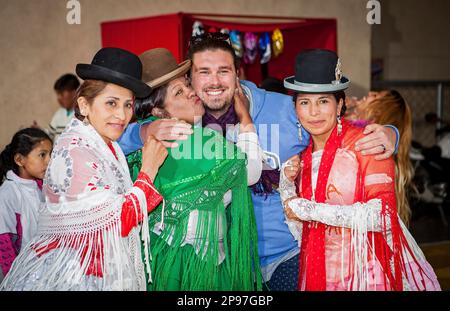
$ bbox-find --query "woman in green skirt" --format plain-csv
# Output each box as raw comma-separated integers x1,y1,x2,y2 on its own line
127,48,262,291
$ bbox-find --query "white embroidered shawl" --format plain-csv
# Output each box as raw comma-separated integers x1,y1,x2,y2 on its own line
1,118,151,291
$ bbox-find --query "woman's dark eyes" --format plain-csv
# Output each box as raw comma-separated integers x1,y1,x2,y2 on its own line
107,101,133,108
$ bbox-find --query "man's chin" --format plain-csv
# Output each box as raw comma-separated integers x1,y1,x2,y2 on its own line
204,99,231,111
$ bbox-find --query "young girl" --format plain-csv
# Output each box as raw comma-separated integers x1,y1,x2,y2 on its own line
0,128,52,281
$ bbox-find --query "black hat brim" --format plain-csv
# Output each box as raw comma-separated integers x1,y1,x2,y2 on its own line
284,76,350,93
76,64,152,98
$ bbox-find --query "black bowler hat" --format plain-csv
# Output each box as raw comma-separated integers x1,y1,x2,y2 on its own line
284,49,350,93
76,47,152,98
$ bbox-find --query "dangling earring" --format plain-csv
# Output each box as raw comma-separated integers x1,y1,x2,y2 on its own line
297,121,303,142
83,116,90,126
81,110,89,126
337,116,342,135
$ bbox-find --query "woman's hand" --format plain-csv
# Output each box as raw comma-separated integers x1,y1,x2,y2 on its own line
284,154,301,182
141,119,193,148
140,134,168,181
234,78,255,132
284,204,302,222
355,124,396,160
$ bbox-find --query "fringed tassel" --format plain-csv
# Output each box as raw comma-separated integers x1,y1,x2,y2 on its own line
141,205,152,284
130,178,165,286
229,180,262,291
396,218,441,290
1,197,146,290
348,207,371,290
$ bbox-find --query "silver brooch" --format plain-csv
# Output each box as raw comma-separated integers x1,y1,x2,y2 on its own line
332,58,342,85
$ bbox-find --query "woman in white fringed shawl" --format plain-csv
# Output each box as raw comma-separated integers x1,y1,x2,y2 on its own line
1,48,168,290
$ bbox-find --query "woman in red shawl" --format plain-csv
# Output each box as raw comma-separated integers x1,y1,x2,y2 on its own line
279,49,440,291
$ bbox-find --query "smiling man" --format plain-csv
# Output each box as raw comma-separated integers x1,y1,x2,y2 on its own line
117,34,399,291
187,34,399,291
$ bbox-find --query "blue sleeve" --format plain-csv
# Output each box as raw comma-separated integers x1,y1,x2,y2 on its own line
117,122,144,155
384,124,400,154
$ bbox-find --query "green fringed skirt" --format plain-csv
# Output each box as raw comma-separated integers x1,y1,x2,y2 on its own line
148,232,232,291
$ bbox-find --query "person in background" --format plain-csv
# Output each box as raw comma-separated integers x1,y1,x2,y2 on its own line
47,74,80,140
347,90,414,226
32,74,80,140
0,128,52,282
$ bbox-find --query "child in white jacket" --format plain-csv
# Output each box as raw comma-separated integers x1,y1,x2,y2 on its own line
0,128,52,281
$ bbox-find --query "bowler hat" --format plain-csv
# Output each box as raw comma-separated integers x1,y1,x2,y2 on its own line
76,47,151,98
139,48,191,89
284,49,350,93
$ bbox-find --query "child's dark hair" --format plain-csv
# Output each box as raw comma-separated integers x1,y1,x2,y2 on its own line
54,73,80,92
187,33,240,72
293,90,347,117
0,128,52,185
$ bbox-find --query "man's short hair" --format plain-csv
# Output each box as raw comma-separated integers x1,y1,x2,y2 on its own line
54,73,80,92
187,33,240,71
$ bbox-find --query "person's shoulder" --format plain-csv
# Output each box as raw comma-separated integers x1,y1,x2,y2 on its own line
0,179,20,207
168,126,222,153
242,80,291,100
0,179,13,195
343,124,365,148
51,107,66,118
240,80,293,123
54,129,98,158
188,127,240,156
264,89,292,105
192,126,226,140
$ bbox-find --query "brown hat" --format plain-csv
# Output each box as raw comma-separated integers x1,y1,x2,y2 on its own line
139,48,191,89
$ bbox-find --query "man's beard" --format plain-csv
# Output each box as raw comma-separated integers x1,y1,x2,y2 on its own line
199,86,234,116
204,97,232,112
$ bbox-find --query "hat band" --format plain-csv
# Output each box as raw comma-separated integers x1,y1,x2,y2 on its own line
144,60,191,88
285,78,349,92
